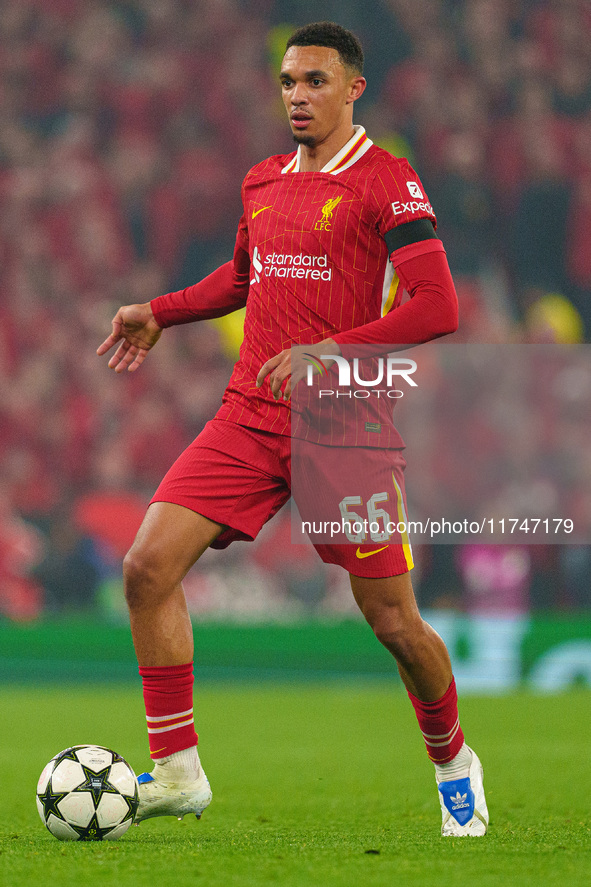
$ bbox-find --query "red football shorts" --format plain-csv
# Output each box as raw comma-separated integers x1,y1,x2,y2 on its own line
151,418,413,578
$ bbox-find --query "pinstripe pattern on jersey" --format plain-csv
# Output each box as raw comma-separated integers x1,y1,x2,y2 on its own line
216,137,437,448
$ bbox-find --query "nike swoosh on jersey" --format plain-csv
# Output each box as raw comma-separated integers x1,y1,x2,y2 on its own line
252,205,273,218
355,546,389,559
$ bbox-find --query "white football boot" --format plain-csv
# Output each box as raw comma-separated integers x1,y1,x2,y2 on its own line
135,766,212,823
437,747,488,836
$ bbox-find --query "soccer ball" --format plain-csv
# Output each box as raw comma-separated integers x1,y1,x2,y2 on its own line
36,745,139,841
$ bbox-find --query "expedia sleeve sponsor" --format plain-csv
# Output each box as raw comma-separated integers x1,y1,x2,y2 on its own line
367,155,438,240
391,198,435,217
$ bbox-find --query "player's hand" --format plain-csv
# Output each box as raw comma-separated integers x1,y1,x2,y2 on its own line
256,340,340,401
97,302,163,373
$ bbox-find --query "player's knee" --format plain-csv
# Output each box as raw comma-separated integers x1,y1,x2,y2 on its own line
371,611,423,662
122,544,170,609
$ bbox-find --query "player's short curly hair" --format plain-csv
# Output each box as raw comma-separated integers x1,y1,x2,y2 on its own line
285,22,364,75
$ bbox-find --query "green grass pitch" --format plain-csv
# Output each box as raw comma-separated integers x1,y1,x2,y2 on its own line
1,684,589,886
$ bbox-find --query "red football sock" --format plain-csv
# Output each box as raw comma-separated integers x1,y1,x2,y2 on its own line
407,677,465,764
139,662,198,760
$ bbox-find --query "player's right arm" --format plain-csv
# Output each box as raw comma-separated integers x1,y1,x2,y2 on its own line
149,215,250,328
97,302,163,374
98,216,251,373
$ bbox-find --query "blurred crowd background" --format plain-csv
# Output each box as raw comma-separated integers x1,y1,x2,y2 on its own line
1,0,591,621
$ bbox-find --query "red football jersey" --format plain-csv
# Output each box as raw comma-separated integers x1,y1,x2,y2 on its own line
217,127,441,444
152,127,452,446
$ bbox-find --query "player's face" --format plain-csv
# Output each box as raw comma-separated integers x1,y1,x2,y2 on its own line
280,45,365,149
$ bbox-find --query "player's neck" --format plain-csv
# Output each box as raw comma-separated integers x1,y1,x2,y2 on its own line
298,123,356,173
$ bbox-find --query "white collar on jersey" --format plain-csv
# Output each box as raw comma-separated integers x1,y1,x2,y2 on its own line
281,124,373,175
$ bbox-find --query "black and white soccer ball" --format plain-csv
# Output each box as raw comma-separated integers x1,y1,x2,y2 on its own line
36,745,139,841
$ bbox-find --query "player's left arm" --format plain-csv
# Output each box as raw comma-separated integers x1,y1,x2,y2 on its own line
332,159,458,353
331,245,458,350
